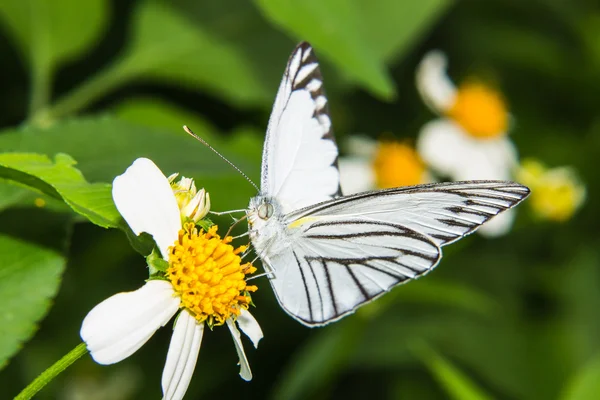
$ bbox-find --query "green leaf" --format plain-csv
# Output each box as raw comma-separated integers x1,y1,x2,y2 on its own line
0,0,109,113
0,116,262,212
0,228,68,369
37,1,269,122
0,153,120,228
560,354,600,400
412,342,493,400
254,0,395,99
114,97,218,140
0,0,108,66
358,0,452,62
126,1,269,106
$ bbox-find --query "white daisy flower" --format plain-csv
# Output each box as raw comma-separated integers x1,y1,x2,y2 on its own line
339,135,429,195
80,158,262,400
416,51,518,236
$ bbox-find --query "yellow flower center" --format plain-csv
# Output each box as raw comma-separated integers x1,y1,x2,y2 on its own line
167,223,257,326
517,159,585,222
373,141,426,188
447,82,508,139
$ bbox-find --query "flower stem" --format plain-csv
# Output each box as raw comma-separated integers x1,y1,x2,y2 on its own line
15,342,88,400
28,58,135,127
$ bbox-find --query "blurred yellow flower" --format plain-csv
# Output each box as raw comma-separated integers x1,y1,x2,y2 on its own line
416,51,517,237
339,136,429,194
447,81,508,139
373,141,426,188
517,159,585,222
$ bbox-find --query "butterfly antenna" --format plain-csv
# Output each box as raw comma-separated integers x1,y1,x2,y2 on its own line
183,125,259,192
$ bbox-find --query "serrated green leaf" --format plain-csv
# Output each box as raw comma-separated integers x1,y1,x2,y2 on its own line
560,354,600,400
0,153,120,228
0,231,67,369
0,116,262,212
254,0,395,99
412,342,493,400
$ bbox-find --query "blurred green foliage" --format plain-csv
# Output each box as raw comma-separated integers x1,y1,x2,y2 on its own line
0,0,598,399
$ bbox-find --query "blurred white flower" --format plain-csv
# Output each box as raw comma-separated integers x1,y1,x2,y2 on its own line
339,136,429,195
416,51,518,237
517,159,586,222
80,158,262,400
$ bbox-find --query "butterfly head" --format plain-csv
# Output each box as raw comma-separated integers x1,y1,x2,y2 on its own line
247,195,288,252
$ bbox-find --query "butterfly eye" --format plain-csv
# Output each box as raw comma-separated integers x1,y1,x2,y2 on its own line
258,203,274,220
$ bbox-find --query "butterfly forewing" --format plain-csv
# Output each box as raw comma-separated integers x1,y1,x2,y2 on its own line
286,181,530,247
260,42,341,214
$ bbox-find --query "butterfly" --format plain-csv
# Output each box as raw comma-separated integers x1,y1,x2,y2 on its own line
246,42,529,327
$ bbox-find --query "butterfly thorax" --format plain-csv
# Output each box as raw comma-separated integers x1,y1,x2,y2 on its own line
247,195,294,258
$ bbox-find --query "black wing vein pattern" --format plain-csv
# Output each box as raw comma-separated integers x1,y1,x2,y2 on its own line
272,181,529,325
276,220,441,325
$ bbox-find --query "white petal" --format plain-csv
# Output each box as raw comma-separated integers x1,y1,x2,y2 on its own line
81,280,180,365
417,119,470,177
226,318,252,381
236,309,263,348
416,51,457,113
112,158,181,257
162,310,204,400
417,119,516,181
339,157,375,195
478,209,515,237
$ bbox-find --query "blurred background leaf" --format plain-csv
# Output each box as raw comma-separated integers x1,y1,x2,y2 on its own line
413,342,493,400
254,0,395,99
0,0,109,115
560,353,600,400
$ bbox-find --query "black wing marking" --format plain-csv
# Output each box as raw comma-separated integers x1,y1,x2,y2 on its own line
285,180,530,246
260,42,342,208
267,220,441,326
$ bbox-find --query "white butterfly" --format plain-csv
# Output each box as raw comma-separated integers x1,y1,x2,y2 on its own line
246,42,529,327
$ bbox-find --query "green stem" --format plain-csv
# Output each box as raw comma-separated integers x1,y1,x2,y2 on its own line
29,59,135,127
15,342,88,400
28,65,52,119
27,2,52,119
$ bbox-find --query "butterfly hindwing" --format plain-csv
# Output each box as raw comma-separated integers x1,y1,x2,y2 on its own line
265,220,441,325
260,42,341,214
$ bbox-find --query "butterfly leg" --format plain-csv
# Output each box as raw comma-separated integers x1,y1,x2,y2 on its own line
246,271,276,281
231,232,249,239
210,209,247,216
